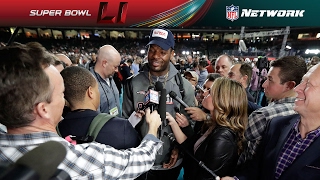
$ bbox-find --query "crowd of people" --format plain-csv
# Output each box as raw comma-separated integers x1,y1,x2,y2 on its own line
0,28,320,180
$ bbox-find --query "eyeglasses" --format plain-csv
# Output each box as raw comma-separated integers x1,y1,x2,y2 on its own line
203,88,211,99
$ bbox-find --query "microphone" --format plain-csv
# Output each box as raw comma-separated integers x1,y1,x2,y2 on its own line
156,82,167,127
155,81,163,92
195,85,204,92
154,81,167,140
144,86,159,112
50,169,71,180
169,91,190,108
164,133,220,180
239,39,248,53
0,141,67,180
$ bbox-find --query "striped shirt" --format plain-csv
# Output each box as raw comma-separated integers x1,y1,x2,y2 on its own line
275,120,320,179
0,132,162,180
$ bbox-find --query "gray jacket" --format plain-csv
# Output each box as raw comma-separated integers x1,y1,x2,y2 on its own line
122,63,195,168
90,67,120,116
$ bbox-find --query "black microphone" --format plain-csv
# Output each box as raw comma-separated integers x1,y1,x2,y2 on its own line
154,81,167,139
0,141,67,180
144,86,159,112
50,169,71,180
169,91,190,108
164,133,220,180
155,81,163,92
156,82,167,127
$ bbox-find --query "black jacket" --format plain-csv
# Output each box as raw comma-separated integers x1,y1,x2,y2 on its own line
182,125,239,180
237,114,320,180
58,109,140,149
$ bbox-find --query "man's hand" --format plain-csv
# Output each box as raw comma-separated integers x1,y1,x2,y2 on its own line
163,147,179,169
185,107,207,121
145,108,161,137
135,110,145,118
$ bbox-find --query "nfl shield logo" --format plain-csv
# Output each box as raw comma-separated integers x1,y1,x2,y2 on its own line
226,4,239,22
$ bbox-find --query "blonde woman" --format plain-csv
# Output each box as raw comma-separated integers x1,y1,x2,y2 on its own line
166,77,248,179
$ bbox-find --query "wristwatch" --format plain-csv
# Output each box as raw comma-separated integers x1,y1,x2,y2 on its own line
206,114,212,121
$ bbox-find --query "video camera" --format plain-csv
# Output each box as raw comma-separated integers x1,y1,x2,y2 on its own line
257,56,269,71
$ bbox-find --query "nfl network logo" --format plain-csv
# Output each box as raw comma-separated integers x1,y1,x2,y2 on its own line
226,4,239,22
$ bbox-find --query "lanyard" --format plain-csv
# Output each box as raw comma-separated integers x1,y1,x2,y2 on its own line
93,71,117,111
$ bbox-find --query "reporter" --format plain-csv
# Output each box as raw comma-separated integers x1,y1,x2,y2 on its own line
0,44,163,180
183,73,222,126
167,77,248,179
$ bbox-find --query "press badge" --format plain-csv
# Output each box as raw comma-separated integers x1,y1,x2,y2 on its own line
109,107,119,116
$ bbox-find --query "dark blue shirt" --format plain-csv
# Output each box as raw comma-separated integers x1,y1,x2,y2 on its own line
58,109,140,149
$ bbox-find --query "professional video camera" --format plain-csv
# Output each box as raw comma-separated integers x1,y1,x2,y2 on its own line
256,56,269,71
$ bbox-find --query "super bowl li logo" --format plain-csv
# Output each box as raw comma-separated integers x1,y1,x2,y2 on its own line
226,4,239,22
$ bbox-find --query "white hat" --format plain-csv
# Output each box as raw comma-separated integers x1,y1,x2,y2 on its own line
184,71,199,81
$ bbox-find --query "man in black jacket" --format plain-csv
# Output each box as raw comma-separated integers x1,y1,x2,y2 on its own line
58,66,140,149
222,63,320,180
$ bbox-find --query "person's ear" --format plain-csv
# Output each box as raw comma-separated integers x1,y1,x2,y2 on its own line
35,102,50,119
102,59,107,68
242,75,248,84
170,49,175,59
285,81,296,90
87,86,94,99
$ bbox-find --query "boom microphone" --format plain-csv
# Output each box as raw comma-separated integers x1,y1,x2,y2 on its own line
169,91,189,108
239,39,248,53
0,141,67,180
164,133,220,180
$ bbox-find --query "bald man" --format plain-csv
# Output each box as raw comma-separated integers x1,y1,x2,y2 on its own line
55,53,72,67
89,45,121,116
215,54,233,77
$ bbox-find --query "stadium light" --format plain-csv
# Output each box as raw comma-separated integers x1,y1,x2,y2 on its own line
305,49,320,54
140,49,145,54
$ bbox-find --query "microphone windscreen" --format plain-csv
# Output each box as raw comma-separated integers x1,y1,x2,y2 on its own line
16,141,67,180
159,88,167,121
169,91,177,98
239,39,248,52
155,81,163,91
